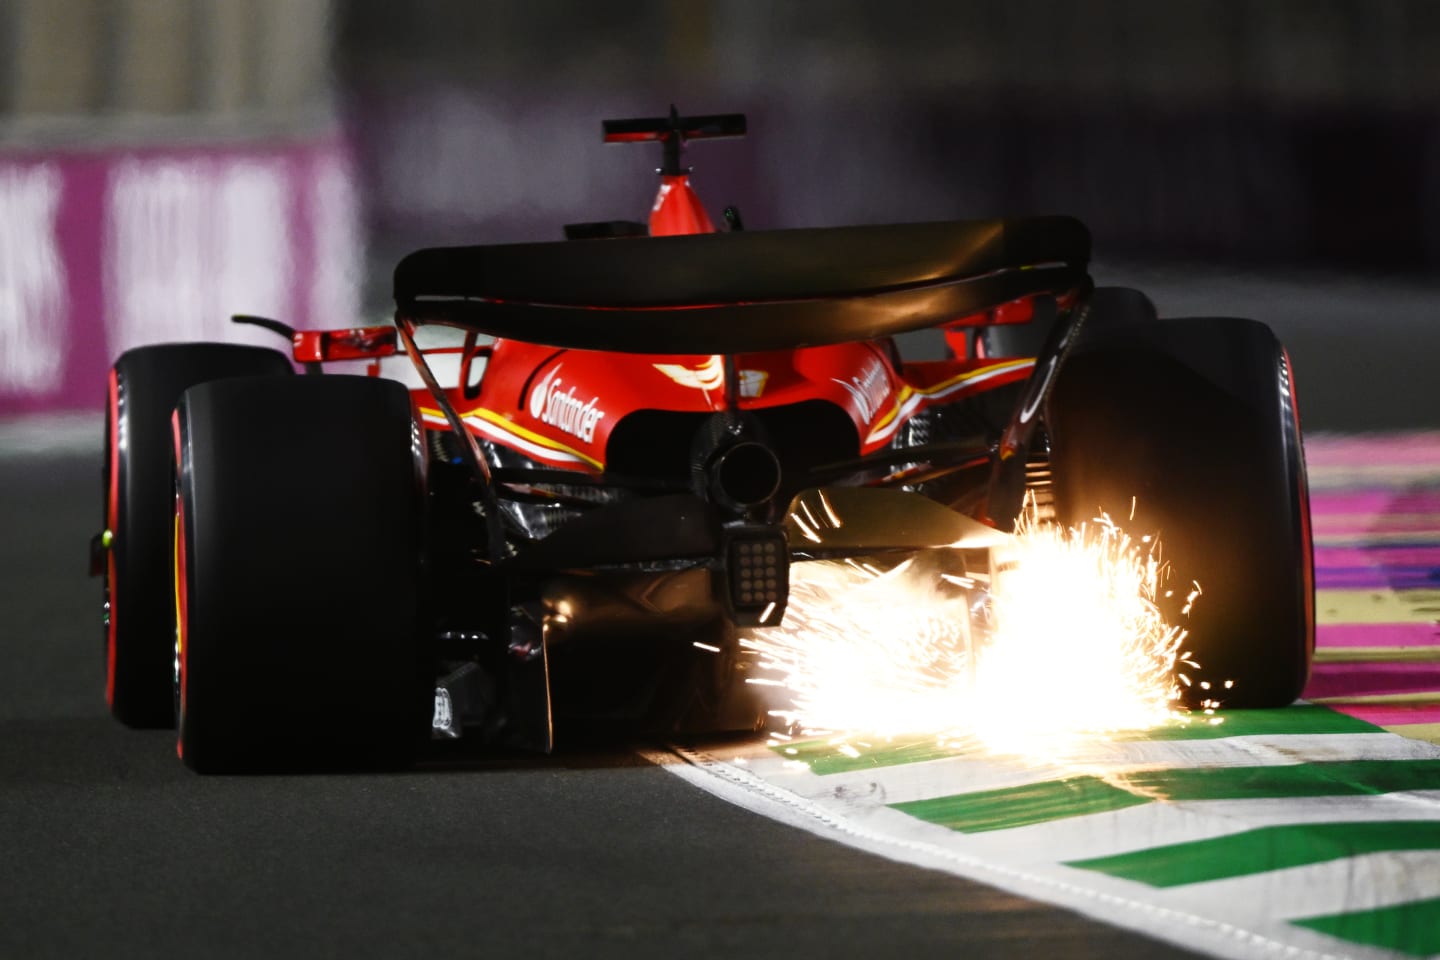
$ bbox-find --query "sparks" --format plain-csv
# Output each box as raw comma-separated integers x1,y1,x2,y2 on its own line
968,508,1188,754
741,557,975,737
741,497,1193,760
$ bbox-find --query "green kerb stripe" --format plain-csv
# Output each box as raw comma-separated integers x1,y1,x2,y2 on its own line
891,775,1149,833
891,760,1440,833
1067,821,1440,887
786,705,1380,776
1118,705,1381,741
1119,760,1440,802
784,735,972,774
1293,896,1440,957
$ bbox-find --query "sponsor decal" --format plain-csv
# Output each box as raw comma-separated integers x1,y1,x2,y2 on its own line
418,406,603,470
1018,354,1055,425
654,356,768,398
528,363,605,443
832,357,891,423
655,355,724,391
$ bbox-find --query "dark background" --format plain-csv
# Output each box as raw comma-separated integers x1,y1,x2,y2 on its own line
336,0,1440,276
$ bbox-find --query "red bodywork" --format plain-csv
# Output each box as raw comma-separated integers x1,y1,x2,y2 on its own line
308,172,1040,479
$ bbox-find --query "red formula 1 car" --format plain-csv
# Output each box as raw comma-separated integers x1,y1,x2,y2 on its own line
93,109,1314,772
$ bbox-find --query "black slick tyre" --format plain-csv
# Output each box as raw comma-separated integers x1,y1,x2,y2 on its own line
1046,316,1314,708
104,343,292,728
173,374,426,773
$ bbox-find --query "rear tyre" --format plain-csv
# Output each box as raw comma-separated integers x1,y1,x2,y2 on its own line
1046,316,1314,707
174,375,427,773
104,343,292,728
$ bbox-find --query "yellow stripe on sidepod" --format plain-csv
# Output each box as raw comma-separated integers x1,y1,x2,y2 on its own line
420,406,604,471
866,385,915,437
912,359,1035,399
868,359,1034,438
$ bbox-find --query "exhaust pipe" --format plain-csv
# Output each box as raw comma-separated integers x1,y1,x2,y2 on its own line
689,415,789,625
708,440,781,512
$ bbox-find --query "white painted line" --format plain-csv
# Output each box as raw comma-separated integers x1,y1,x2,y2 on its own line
1155,850,1440,923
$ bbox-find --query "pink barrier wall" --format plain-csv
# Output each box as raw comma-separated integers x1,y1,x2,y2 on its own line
0,135,361,416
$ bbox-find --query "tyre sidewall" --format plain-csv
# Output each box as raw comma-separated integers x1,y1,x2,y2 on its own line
1046,316,1314,706
176,374,426,772
107,343,291,727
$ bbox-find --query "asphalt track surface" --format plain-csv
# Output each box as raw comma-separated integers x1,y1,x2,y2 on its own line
1,268,1434,959
1,455,1222,960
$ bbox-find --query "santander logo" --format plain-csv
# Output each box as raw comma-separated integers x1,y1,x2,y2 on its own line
528,364,606,443
831,357,891,423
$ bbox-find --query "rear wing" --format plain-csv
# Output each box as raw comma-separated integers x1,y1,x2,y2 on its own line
392,216,1090,355
602,111,746,144
602,109,746,177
